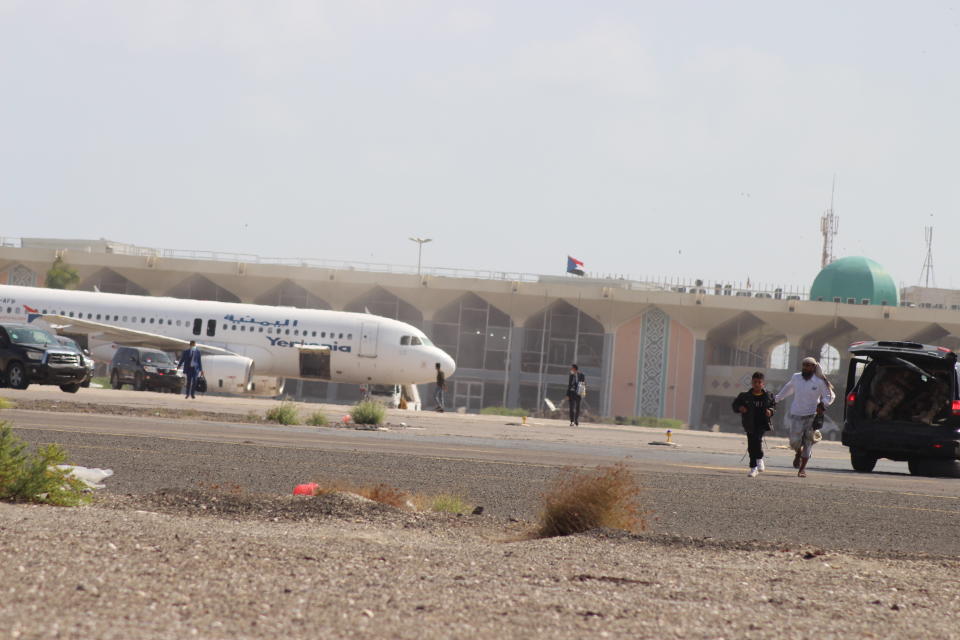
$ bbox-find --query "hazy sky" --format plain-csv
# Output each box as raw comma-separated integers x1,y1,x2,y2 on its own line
2,1,958,291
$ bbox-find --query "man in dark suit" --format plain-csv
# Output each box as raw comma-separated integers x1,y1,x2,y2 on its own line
177,340,203,399
567,363,585,426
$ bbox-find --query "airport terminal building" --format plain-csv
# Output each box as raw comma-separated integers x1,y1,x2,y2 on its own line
2,237,959,429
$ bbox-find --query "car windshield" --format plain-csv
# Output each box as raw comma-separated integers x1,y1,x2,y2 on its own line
8,327,57,346
369,384,397,395
57,337,80,350
141,351,174,364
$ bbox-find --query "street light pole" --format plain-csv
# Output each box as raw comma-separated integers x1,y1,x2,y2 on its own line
409,237,432,276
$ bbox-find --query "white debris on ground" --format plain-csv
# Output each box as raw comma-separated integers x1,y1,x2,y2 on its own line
56,465,114,490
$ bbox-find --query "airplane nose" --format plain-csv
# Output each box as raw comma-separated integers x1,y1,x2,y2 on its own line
440,349,456,377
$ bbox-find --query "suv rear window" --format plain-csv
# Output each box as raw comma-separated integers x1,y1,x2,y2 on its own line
854,357,956,425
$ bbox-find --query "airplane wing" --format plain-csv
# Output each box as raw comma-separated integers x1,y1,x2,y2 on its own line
39,315,238,356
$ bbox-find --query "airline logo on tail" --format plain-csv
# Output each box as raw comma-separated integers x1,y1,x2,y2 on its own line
23,305,42,323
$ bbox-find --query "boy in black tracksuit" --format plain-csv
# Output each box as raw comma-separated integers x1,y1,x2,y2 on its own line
732,371,776,477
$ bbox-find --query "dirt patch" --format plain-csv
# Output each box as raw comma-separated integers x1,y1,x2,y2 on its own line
97,488,489,532
8,399,268,423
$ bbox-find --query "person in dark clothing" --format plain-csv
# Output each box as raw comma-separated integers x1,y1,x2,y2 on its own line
732,371,776,477
434,362,446,412
177,340,203,400
567,364,585,426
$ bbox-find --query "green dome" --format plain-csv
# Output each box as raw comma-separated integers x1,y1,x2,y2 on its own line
810,257,899,306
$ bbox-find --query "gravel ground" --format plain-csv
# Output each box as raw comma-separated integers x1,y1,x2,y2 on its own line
5,412,960,638
2,490,960,640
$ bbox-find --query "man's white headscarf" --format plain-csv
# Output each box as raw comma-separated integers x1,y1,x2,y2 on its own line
801,357,834,390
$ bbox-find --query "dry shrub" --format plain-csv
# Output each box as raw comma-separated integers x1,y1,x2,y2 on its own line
358,483,409,508
536,463,645,538
308,481,410,509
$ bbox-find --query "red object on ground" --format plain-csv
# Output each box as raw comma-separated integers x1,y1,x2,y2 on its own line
293,483,318,496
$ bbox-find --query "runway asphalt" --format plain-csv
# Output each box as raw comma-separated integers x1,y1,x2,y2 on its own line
3,386,960,556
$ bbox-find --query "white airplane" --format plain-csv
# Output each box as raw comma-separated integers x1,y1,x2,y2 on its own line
0,284,455,398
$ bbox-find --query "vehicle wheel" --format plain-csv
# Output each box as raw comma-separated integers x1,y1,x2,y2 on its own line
60,383,80,393
111,370,123,389
6,362,29,390
850,448,878,473
910,458,960,478
81,379,90,388
134,372,145,391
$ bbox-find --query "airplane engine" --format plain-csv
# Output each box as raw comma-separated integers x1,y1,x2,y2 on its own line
202,355,254,394
247,375,285,397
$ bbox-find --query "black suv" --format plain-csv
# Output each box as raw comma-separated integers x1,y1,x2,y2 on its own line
110,346,184,392
0,324,89,393
843,340,960,476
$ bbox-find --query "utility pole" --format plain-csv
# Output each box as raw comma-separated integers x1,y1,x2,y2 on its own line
409,237,432,276
919,226,935,287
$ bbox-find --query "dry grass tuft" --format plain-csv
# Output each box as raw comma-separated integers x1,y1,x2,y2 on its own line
0,398,14,410
358,483,410,508
536,463,645,538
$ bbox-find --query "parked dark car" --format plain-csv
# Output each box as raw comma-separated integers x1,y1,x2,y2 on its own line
0,323,89,393
55,335,95,388
843,340,960,476
110,346,184,392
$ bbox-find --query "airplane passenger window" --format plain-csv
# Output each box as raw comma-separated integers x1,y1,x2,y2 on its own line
96,314,101,320
149,318,155,324
168,319,172,325
401,336,410,345
285,329,290,335
241,325,246,332
267,328,272,334
312,331,317,337
258,327,263,333
192,318,202,336
87,313,92,319
411,337,422,345
347,333,352,339
69,312,75,317
321,332,326,338
115,316,119,321
339,333,344,339
141,317,146,323
222,324,228,330
123,316,128,322
206,319,216,337
232,325,237,330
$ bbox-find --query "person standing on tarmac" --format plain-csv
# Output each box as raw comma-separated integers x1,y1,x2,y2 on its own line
775,357,836,477
177,340,203,400
434,362,446,412
732,371,776,477
567,364,586,426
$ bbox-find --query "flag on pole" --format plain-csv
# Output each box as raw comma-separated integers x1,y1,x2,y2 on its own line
566,256,585,276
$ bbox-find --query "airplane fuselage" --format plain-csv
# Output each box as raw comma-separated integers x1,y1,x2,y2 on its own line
0,285,455,387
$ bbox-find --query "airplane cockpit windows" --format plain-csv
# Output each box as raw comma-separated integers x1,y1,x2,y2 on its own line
401,336,411,345
410,336,422,345
419,335,433,346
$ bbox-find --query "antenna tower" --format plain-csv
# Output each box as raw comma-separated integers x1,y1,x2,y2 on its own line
919,226,936,287
820,177,839,269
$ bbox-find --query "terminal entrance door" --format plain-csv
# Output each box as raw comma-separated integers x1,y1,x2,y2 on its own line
453,380,483,413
